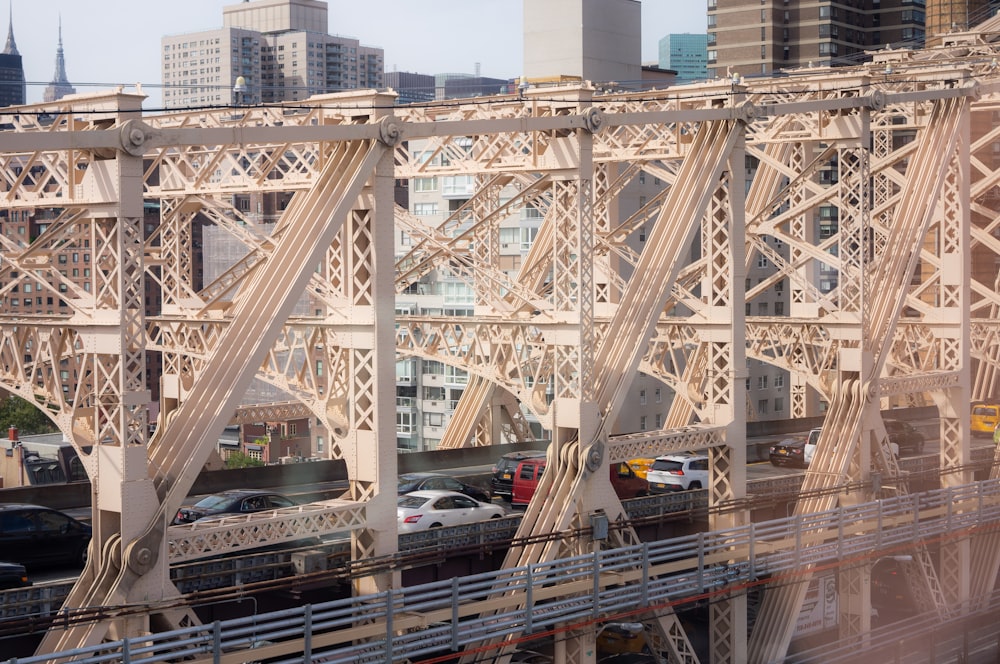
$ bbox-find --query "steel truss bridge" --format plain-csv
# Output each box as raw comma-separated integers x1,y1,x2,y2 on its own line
6,16,1000,663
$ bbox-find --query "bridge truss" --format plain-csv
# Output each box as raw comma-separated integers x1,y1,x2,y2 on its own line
4,19,1000,664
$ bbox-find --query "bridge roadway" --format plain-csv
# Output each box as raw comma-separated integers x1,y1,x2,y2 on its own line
2,427,994,661
4,467,1000,663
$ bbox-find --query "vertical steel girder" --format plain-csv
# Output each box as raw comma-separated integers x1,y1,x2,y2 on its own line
749,94,970,663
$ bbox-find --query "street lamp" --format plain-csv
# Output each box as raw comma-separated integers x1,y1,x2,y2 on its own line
876,554,912,564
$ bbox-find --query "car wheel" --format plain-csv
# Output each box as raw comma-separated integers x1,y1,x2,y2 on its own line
490,514,501,519
77,542,90,568
688,481,702,490
429,522,443,529
769,459,780,467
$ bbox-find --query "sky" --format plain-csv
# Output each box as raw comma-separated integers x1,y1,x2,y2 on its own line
8,0,706,109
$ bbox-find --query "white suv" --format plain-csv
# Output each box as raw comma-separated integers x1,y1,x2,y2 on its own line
646,454,710,494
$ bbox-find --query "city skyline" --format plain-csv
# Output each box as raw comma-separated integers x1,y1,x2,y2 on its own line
8,0,705,109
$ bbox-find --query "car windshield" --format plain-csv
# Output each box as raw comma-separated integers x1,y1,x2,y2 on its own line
193,495,238,509
973,406,997,416
651,459,684,472
398,495,428,509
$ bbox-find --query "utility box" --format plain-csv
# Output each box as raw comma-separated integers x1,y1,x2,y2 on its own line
292,550,328,575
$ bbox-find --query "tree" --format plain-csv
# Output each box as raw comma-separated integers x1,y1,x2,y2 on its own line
225,450,265,469
0,396,59,436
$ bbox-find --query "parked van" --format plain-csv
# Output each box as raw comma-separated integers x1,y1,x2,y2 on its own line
510,458,648,506
971,403,1000,437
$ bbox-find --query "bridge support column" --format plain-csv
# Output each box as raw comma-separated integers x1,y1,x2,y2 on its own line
838,565,872,642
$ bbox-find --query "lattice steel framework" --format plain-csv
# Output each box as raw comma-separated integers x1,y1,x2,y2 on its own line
6,22,1000,664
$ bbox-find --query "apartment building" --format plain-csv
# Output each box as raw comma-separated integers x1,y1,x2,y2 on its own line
161,0,384,109
707,0,924,79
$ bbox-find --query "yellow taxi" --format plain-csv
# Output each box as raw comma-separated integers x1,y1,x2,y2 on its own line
971,403,1000,438
627,457,656,480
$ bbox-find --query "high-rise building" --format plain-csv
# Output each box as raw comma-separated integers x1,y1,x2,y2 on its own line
707,0,922,78
161,0,384,109
658,33,709,84
0,7,25,107
42,19,76,103
523,0,641,87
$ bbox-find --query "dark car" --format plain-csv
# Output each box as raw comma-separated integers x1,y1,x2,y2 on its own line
0,561,29,590
397,473,490,503
768,438,812,468
885,420,925,455
490,450,547,501
172,489,297,525
872,560,918,621
0,504,92,569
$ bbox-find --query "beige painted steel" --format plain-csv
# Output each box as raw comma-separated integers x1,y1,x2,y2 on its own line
5,24,1000,663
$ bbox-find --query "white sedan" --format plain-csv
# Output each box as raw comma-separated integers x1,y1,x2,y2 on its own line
397,490,506,532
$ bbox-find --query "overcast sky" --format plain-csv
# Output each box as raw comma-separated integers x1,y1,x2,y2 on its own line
9,0,706,108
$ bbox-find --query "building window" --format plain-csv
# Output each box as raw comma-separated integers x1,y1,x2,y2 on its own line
640,389,647,405
758,375,768,389
655,388,662,403
774,397,784,412
758,399,768,414
655,413,662,428
413,177,437,192
775,374,784,388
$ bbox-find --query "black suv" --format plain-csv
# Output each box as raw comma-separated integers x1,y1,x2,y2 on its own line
490,450,547,501
885,420,925,455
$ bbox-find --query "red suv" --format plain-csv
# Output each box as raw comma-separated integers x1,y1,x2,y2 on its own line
510,458,648,506
490,450,547,501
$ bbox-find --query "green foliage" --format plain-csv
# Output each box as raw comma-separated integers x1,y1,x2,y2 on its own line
0,396,59,436
225,450,265,469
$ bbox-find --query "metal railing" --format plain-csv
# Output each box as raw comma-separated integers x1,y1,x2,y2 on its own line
10,475,1000,664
